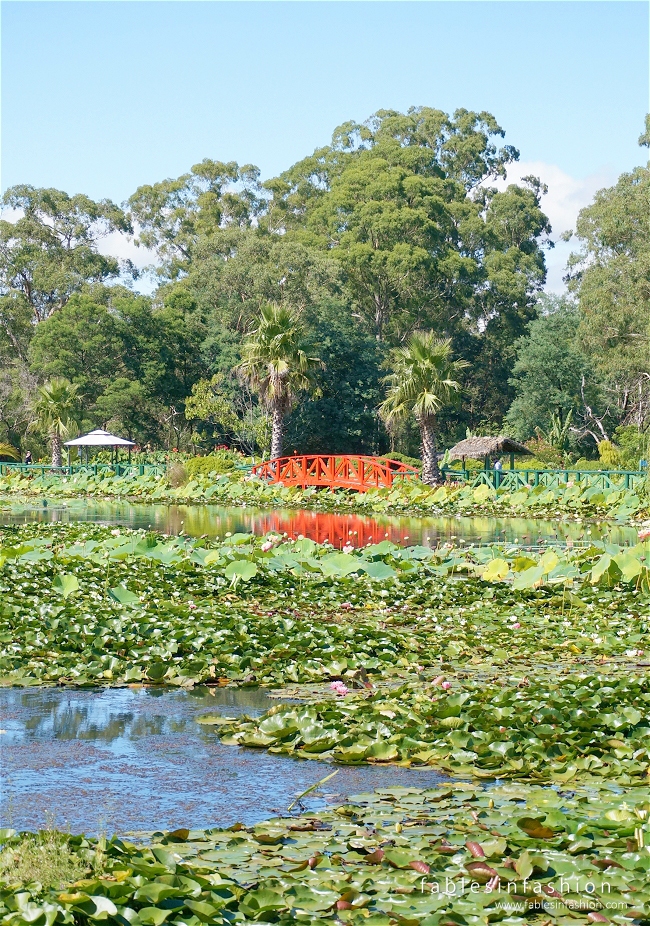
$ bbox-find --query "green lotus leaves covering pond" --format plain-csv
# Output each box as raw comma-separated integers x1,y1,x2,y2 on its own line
2,783,650,925
3,520,650,921
2,522,650,783
1,466,649,522
207,672,650,782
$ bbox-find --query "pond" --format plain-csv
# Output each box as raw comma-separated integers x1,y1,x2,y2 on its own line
0,687,445,836
0,502,637,839
0,499,637,546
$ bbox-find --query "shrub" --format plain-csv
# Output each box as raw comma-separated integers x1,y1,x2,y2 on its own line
614,425,650,469
574,458,608,471
445,458,484,471
598,440,622,468
0,829,94,888
185,451,240,477
380,452,422,469
524,436,570,467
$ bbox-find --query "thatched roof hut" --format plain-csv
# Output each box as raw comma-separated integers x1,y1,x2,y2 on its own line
448,436,532,466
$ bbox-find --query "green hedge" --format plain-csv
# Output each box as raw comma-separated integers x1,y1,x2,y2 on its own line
184,451,240,477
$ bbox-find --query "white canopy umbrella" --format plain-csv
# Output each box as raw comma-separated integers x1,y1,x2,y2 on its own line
64,429,135,447
64,429,135,465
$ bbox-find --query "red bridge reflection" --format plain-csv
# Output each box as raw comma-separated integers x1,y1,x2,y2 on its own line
240,510,412,548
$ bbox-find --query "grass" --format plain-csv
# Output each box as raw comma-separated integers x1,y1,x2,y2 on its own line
0,828,95,888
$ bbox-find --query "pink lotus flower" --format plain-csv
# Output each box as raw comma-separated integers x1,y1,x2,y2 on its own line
441,680,452,690
261,541,273,552
342,543,354,554
512,622,521,629
341,602,353,610
639,528,650,541
188,601,197,610
330,681,349,696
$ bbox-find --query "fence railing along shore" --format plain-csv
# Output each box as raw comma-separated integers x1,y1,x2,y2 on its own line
442,467,647,492
0,462,167,478
0,459,646,493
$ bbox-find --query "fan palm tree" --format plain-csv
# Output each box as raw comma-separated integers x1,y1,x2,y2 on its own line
238,304,323,459
31,378,81,466
380,333,468,485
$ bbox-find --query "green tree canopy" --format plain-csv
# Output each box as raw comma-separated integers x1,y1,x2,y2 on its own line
285,299,387,454
567,124,650,429
28,293,125,405
128,160,263,280
265,107,550,345
93,378,154,441
505,296,605,445
0,185,129,336
28,289,211,447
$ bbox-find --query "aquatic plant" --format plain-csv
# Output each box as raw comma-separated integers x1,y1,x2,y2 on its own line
1,783,649,924
1,468,647,524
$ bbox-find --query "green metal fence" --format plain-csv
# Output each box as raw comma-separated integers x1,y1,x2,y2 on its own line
0,460,646,492
441,467,648,492
0,462,166,478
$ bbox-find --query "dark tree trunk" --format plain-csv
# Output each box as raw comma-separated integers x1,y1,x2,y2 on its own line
270,403,285,460
51,432,62,467
420,416,441,485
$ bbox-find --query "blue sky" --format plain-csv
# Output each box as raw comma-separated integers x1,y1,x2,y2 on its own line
2,1,649,289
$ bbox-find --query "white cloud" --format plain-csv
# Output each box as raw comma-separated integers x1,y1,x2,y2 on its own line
96,230,160,294
508,161,613,236
500,161,616,294
96,230,157,270
1,206,160,292
0,206,22,222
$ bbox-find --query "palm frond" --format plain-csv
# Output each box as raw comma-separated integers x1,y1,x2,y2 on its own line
31,377,82,438
237,304,323,408
379,332,468,426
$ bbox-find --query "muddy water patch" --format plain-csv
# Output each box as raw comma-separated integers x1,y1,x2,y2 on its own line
1,687,444,835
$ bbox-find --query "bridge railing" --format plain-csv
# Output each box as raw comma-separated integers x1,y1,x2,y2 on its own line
252,455,420,491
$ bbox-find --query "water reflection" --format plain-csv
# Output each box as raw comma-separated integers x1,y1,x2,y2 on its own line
0,501,636,547
0,687,445,835
8,687,274,744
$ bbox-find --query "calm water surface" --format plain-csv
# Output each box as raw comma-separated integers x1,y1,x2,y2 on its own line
0,500,637,546
0,687,445,835
0,502,636,835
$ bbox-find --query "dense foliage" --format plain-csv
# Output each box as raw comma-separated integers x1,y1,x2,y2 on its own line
0,107,595,459
2,112,648,464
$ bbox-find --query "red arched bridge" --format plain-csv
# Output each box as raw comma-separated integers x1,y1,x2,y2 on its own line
251,455,420,492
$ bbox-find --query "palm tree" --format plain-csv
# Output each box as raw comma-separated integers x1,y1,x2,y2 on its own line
380,333,468,485
31,378,81,466
238,304,323,459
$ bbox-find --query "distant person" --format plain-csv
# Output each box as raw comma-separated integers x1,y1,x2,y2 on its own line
494,458,503,471
640,458,648,470
24,450,32,465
